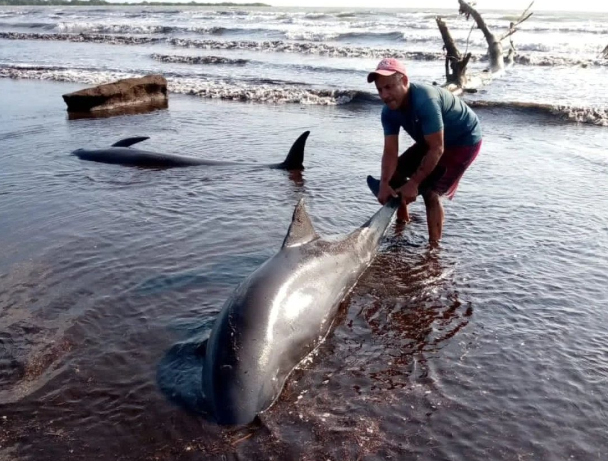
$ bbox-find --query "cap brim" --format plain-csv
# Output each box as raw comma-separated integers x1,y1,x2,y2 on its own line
367,69,397,83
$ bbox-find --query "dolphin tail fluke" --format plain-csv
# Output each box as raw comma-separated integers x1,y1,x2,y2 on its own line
278,131,309,170
367,175,381,198
367,175,400,210
363,175,400,241
111,136,150,148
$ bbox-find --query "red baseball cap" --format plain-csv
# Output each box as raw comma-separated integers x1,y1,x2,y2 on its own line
367,58,408,83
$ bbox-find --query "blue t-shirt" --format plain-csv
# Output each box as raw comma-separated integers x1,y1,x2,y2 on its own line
381,82,482,147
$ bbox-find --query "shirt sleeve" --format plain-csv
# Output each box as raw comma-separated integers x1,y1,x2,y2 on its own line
418,99,444,136
381,105,400,136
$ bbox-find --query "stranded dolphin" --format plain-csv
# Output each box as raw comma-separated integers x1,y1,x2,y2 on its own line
71,131,310,169
194,176,399,425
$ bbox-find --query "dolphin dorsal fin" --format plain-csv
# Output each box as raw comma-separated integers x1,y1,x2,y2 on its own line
111,136,150,148
282,199,318,248
278,131,309,170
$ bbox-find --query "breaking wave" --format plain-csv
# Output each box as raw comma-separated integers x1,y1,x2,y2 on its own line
151,54,249,66
166,37,446,61
285,30,406,43
0,64,366,105
1,32,606,68
0,63,605,126
467,100,608,127
0,31,161,45
513,54,608,67
55,22,176,35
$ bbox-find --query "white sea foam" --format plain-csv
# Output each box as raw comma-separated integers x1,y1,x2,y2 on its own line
0,65,360,106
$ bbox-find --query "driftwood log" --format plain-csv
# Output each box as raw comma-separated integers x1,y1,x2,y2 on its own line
62,74,168,115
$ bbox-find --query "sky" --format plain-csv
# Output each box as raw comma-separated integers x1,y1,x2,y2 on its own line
208,0,608,12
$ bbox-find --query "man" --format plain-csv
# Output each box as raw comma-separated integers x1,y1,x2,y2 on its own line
367,58,482,245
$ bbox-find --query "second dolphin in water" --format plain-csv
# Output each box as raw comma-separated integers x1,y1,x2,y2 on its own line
197,176,399,425
72,131,310,170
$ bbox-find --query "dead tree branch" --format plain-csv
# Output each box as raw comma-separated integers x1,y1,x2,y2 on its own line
499,2,534,41
436,16,472,87
434,1,534,92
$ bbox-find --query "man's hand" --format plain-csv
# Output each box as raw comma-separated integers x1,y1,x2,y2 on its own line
398,180,418,204
378,181,398,205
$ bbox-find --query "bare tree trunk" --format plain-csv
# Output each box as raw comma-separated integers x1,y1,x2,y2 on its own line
435,17,471,87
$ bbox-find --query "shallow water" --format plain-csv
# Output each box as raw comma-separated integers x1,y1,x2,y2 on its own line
1,77,607,460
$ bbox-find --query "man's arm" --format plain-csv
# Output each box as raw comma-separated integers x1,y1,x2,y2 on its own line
378,134,400,204
398,130,444,203
409,130,444,185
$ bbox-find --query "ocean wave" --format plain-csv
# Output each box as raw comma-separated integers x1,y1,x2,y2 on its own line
0,65,139,86
171,81,363,105
513,54,608,67
55,22,175,35
0,21,54,30
0,31,162,45
167,37,446,61
50,22,268,37
514,42,553,53
151,54,249,66
285,30,405,43
521,25,608,35
0,63,605,125
152,52,371,77
467,100,608,127
304,12,329,20
0,9,33,17
1,32,606,69
0,64,362,105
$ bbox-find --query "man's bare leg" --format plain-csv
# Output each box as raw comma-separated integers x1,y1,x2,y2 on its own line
423,192,444,244
396,201,410,223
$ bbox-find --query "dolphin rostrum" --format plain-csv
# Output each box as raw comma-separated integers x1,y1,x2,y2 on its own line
197,176,399,425
71,131,310,170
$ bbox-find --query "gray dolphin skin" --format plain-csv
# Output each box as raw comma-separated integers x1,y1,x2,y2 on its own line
201,177,399,425
71,131,310,169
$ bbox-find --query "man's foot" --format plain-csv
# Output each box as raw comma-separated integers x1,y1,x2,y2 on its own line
428,239,441,249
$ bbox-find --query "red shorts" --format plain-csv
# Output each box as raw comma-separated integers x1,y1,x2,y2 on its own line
390,140,482,200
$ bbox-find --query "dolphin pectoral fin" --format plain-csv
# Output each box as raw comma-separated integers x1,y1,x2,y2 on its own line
281,198,318,248
156,339,209,416
111,136,150,148
367,175,381,198
277,131,309,170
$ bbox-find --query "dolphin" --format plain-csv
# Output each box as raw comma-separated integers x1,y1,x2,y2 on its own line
71,131,310,169
197,176,398,425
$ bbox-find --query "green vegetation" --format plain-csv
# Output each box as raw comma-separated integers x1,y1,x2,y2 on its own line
0,0,270,6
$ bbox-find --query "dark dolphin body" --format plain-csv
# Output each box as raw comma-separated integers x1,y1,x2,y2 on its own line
192,177,399,425
71,131,310,169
